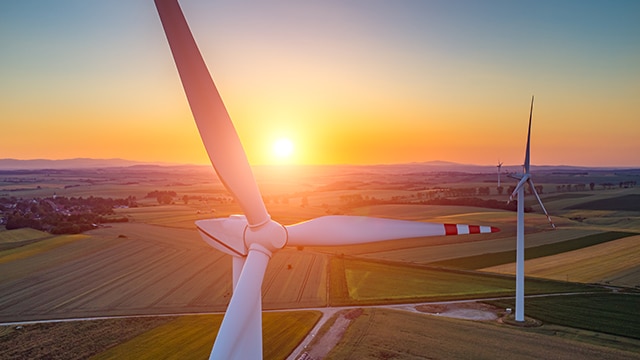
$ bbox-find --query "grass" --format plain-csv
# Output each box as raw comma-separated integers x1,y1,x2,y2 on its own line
90,311,321,360
328,257,598,306
0,316,175,360
566,194,640,211
0,234,87,265
483,235,640,287
486,293,640,340
542,193,594,202
0,228,50,243
428,231,637,270
325,308,639,360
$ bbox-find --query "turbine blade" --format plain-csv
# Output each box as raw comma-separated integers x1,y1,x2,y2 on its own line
209,248,269,360
155,0,269,227
509,174,530,202
524,95,534,174
286,216,499,246
527,179,556,229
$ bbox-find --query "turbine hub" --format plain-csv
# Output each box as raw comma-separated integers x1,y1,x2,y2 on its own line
244,219,288,254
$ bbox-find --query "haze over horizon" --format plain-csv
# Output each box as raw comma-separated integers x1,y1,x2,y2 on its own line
2,1,639,167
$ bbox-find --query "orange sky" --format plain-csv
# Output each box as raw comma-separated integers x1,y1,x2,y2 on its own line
1,1,639,167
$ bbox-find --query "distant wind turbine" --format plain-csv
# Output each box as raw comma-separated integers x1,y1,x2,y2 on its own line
154,1,499,358
509,95,555,322
497,161,503,188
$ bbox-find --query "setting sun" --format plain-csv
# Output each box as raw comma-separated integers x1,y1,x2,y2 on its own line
272,138,294,160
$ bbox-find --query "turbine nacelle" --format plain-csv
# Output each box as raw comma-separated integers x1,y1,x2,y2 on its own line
196,216,288,257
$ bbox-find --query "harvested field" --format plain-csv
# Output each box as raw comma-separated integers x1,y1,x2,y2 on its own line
328,257,596,306
0,234,87,266
482,234,640,287
358,228,598,265
90,311,320,360
348,204,506,222
0,311,320,360
262,249,328,309
429,231,635,270
0,316,175,360
0,228,50,243
326,308,640,359
0,223,327,323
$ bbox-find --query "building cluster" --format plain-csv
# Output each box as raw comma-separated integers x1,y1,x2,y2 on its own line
0,196,133,234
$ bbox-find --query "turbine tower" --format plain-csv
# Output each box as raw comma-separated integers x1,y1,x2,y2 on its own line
509,95,555,322
497,161,503,187
154,1,499,358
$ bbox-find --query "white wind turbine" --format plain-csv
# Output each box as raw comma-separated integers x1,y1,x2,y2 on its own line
154,1,499,358
509,95,555,322
497,161,503,187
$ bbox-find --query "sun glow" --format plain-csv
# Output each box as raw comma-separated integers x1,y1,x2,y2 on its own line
272,138,294,160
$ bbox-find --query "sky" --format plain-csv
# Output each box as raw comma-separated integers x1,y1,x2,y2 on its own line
1,0,639,167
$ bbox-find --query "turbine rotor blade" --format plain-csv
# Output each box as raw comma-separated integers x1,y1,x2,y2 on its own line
527,178,556,229
155,0,269,227
286,216,499,247
524,95,534,174
509,174,530,202
209,247,269,360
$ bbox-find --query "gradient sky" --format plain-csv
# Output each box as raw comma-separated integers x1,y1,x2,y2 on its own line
1,0,639,167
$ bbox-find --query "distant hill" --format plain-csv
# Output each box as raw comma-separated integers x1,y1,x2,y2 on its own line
0,158,153,170
1,158,637,173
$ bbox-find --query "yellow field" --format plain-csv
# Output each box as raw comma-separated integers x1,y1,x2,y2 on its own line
90,311,321,360
358,228,598,264
0,228,50,243
0,234,87,265
482,235,640,287
326,308,640,360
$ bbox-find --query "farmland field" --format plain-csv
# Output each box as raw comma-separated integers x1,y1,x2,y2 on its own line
0,222,328,323
356,228,599,265
327,257,599,306
482,234,640,287
428,231,637,270
90,311,320,360
486,293,640,340
325,308,640,359
2,164,640,357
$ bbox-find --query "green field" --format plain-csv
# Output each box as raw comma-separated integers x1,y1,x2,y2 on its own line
486,293,640,340
328,257,599,306
325,308,640,359
0,233,87,265
566,194,640,211
0,228,50,244
428,231,637,269
91,311,321,360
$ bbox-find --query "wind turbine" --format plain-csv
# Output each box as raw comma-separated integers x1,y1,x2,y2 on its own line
509,95,555,322
497,161,503,187
154,1,499,358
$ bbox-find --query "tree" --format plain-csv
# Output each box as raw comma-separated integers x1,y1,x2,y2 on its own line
157,194,172,205
496,186,504,195
589,182,595,191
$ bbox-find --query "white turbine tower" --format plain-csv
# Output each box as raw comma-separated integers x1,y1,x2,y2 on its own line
154,1,499,358
497,161,503,187
509,95,555,322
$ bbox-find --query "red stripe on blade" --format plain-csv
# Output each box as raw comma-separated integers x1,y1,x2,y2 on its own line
444,224,458,235
469,225,480,234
